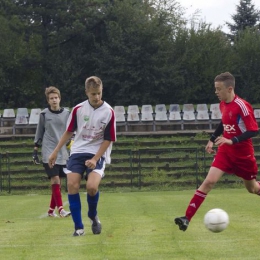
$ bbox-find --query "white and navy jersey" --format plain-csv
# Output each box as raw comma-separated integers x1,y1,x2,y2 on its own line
34,107,70,164
67,100,116,164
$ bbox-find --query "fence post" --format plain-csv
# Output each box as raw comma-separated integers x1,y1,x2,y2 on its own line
0,153,11,193
138,149,142,189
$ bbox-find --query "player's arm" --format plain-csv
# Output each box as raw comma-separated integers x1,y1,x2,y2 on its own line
205,121,224,154
48,130,74,168
231,130,259,144
33,140,42,164
33,113,45,164
85,140,111,169
209,122,224,143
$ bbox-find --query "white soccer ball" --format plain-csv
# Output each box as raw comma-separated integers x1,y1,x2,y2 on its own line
204,208,229,233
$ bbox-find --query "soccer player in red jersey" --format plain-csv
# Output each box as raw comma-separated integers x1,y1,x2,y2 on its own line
175,72,259,231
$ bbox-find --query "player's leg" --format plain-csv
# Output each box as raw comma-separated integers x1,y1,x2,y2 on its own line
43,163,60,217
57,166,71,217
48,191,57,217
86,172,102,234
67,154,86,236
86,158,105,235
67,172,84,236
243,179,260,194
46,164,70,217
175,167,224,231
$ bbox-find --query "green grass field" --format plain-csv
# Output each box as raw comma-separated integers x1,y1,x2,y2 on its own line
0,189,259,260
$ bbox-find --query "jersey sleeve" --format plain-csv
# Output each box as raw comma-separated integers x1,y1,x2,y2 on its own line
66,106,78,132
104,109,116,142
34,112,45,146
240,103,259,131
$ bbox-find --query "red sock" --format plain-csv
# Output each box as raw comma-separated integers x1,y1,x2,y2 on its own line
185,190,207,221
48,194,56,213
52,184,63,212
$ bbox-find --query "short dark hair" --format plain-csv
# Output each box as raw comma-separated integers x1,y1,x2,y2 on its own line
85,76,103,90
214,72,235,88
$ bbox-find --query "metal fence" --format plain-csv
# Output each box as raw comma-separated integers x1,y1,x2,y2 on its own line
0,153,11,193
0,146,247,194
0,148,209,194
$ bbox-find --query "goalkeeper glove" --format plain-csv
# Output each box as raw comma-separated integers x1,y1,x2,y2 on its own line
66,140,74,150
32,150,40,165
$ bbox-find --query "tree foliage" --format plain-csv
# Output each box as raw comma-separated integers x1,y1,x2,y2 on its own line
231,27,260,102
0,0,260,108
226,0,260,36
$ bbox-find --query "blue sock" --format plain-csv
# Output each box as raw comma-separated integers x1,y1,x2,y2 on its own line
68,193,84,230
87,191,99,219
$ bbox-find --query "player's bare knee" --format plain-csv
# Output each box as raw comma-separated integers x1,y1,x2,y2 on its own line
202,179,216,191
246,186,257,194
86,185,98,196
67,181,80,192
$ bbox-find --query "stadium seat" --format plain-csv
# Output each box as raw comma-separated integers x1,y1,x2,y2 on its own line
196,103,208,112
196,109,211,129
15,108,29,124
182,111,195,121
114,106,126,114
196,104,210,121
169,111,181,121
210,103,222,120
254,109,260,121
155,111,168,121
114,106,127,132
169,104,181,112
114,106,126,123
182,104,195,121
127,105,139,113
13,108,29,134
155,104,167,113
141,112,154,122
1,108,16,127
127,105,140,122
141,105,153,122
154,110,167,130
183,103,195,112
29,108,41,125
3,108,15,118
182,104,196,130
141,104,153,113
115,112,126,123
197,110,210,121
167,111,183,130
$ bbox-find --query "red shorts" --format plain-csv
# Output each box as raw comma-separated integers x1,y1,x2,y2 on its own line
211,149,258,180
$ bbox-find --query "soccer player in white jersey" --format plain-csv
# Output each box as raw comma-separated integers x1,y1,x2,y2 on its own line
175,72,259,231
48,76,116,236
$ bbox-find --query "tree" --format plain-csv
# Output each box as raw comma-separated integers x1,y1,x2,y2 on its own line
231,27,260,103
1,0,111,107
226,0,260,36
168,24,233,104
92,0,186,105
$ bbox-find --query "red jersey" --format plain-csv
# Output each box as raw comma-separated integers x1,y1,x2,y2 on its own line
219,95,258,154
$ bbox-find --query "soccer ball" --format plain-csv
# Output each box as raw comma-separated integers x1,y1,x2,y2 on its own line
204,208,229,233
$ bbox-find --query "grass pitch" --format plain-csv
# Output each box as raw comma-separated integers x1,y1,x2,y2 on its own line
0,189,259,260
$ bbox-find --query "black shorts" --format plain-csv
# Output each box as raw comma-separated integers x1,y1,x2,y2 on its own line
43,163,67,179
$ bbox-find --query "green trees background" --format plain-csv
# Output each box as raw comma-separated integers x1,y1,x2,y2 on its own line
0,0,259,108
